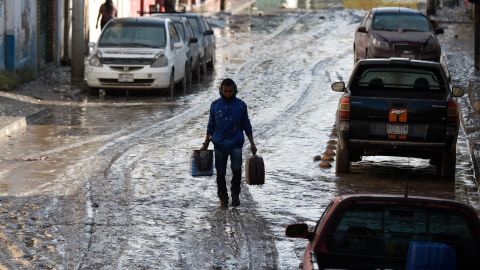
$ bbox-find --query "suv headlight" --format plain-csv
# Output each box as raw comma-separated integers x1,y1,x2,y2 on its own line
88,53,102,67
372,38,389,50
425,38,438,51
151,55,168,68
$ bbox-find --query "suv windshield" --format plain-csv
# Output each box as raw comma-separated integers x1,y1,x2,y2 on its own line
99,21,166,48
373,13,432,32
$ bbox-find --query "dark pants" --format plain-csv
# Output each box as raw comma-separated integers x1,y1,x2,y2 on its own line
100,19,111,30
215,148,242,199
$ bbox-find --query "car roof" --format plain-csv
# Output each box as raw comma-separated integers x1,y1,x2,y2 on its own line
372,7,423,15
153,12,204,18
152,14,187,21
356,57,442,69
111,16,168,25
335,193,477,211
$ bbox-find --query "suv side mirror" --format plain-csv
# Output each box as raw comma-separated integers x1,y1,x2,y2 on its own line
286,224,312,240
88,42,96,48
451,86,465,97
357,26,367,33
204,29,214,36
331,81,346,92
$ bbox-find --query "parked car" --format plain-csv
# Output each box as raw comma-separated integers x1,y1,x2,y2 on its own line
155,16,201,83
286,194,480,270
353,7,443,64
154,13,216,76
85,17,189,97
332,58,464,179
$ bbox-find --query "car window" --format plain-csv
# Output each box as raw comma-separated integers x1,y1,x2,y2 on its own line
351,66,447,99
184,20,194,38
201,17,212,31
187,17,202,36
99,22,166,48
169,23,180,42
173,22,186,41
372,13,432,32
326,205,480,259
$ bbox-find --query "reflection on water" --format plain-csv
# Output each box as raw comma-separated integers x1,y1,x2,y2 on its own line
255,0,423,10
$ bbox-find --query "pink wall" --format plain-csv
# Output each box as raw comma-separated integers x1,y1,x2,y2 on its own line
130,0,158,16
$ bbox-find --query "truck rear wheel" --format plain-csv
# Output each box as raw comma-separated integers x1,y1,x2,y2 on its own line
439,146,456,181
336,143,350,174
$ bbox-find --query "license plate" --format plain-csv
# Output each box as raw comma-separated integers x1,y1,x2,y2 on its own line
118,73,134,82
401,53,415,59
387,124,408,135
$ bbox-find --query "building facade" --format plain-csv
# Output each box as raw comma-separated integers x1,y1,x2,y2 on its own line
0,0,67,72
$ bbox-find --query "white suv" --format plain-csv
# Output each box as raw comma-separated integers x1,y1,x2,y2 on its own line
85,17,189,97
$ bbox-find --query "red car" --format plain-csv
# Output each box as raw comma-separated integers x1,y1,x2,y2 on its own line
286,194,480,269
354,7,443,63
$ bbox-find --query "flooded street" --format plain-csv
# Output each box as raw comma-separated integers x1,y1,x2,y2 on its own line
1,0,479,269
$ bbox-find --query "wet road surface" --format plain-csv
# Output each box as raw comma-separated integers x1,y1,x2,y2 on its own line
0,2,479,270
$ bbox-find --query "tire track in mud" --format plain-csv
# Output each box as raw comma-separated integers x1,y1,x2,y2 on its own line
36,10,357,269
68,12,323,269
57,12,312,269
94,10,354,269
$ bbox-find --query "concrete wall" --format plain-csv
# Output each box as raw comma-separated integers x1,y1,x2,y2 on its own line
0,0,5,70
56,0,64,64
4,0,36,71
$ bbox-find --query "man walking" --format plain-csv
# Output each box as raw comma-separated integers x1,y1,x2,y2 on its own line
200,78,257,208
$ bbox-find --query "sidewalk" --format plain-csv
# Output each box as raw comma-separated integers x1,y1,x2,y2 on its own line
0,65,83,139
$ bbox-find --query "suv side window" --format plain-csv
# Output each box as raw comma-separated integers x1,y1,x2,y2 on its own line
173,21,186,41
187,17,201,36
201,17,212,31
169,23,180,49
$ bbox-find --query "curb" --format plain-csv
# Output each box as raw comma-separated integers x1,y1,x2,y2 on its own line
26,108,50,124
0,117,27,139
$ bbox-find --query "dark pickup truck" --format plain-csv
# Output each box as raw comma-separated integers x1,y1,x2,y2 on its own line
332,58,465,180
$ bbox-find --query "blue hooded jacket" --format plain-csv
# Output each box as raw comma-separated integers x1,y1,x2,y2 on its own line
207,96,253,153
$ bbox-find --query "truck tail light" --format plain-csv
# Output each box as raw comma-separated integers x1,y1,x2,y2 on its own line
447,100,459,124
339,97,350,120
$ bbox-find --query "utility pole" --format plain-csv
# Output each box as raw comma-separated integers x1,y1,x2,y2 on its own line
426,0,437,16
71,0,85,84
475,3,480,69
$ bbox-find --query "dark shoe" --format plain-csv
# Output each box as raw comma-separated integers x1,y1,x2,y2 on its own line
219,197,229,208
231,195,240,207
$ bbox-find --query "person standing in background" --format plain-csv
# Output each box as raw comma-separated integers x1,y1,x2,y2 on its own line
96,0,117,30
